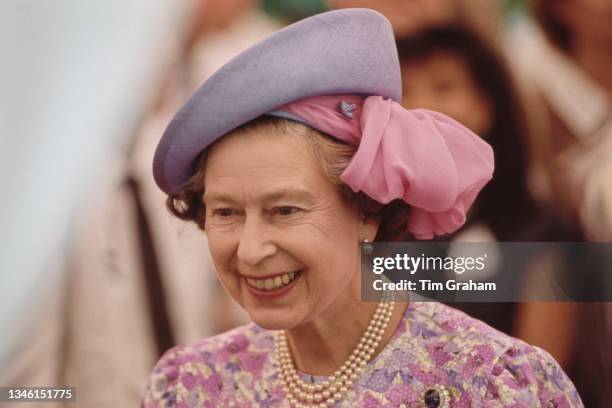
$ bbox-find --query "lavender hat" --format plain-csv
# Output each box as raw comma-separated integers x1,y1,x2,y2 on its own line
153,8,400,195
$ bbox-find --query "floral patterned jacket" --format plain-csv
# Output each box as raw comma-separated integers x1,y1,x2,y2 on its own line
142,301,583,407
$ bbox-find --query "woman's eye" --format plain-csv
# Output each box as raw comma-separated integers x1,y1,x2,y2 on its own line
212,208,235,217
273,206,300,216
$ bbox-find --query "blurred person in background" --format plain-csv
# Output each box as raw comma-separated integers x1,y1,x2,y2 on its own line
397,24,536,333
507,1,612,406
1,0,281,406
397,22,581,370
399,26,540,243
328,0,502,41
262,0,328,23
508,0,612,241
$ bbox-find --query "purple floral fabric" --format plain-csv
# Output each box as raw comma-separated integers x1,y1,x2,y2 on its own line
141,302,583,407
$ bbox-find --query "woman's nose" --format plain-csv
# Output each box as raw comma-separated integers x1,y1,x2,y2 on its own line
236,216,277,267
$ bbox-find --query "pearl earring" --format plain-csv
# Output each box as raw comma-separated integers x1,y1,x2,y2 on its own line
361,238,373,255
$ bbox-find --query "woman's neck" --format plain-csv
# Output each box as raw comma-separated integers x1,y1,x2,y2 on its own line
284,296,408,376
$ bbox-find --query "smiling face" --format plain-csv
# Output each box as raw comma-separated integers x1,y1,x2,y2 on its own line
202,124,375,330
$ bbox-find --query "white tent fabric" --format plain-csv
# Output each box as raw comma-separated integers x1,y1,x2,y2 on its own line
0,0,186,364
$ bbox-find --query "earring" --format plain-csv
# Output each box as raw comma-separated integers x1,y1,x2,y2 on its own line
361,238,373,255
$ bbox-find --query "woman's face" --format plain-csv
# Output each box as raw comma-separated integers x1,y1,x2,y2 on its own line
401,51,492,136
202,126,372,330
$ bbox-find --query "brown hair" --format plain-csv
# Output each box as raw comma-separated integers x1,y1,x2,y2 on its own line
531,0,571,51
166,115,411,242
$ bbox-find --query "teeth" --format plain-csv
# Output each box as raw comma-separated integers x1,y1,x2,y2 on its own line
246,271,300,292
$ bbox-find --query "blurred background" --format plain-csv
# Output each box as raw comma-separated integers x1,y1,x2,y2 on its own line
1,0,610,406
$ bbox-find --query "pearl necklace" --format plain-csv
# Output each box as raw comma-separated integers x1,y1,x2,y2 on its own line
274,300,395,407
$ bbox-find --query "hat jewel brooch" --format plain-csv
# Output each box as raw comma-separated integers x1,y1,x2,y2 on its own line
339,100,356,118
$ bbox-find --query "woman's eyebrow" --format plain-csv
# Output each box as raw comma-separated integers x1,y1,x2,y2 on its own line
203,188,315,205
202,192,239,204
260,188,316,205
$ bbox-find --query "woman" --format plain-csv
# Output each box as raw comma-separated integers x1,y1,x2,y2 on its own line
395,27,588,396
521,1,612,405
396,25,583,340
142,9,582,407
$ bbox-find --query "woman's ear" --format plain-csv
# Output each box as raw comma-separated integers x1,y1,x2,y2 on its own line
359,212,381,242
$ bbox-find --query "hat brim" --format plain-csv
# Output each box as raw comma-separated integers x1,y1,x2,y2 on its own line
153,8,401,195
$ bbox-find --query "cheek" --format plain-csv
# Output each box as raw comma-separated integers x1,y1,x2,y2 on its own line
300,214,361,278
435,88,485,133
206,231,239,280
460,92,492,135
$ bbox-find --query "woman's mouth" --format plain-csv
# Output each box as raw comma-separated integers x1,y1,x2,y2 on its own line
245,270,301,291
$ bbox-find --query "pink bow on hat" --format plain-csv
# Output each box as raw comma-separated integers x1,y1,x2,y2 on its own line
274,95,494,240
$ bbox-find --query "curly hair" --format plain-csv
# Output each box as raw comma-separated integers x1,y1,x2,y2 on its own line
165,115,412,242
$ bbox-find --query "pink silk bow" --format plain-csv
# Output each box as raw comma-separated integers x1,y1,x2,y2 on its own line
274,95,494,240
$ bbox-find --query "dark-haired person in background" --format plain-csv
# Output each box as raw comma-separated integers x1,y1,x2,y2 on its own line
509,0,612,241
396,21,588,391
398,26,543,243
507,1,612,405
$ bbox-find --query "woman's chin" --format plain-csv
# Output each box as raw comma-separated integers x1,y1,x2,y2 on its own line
246,308,301,331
